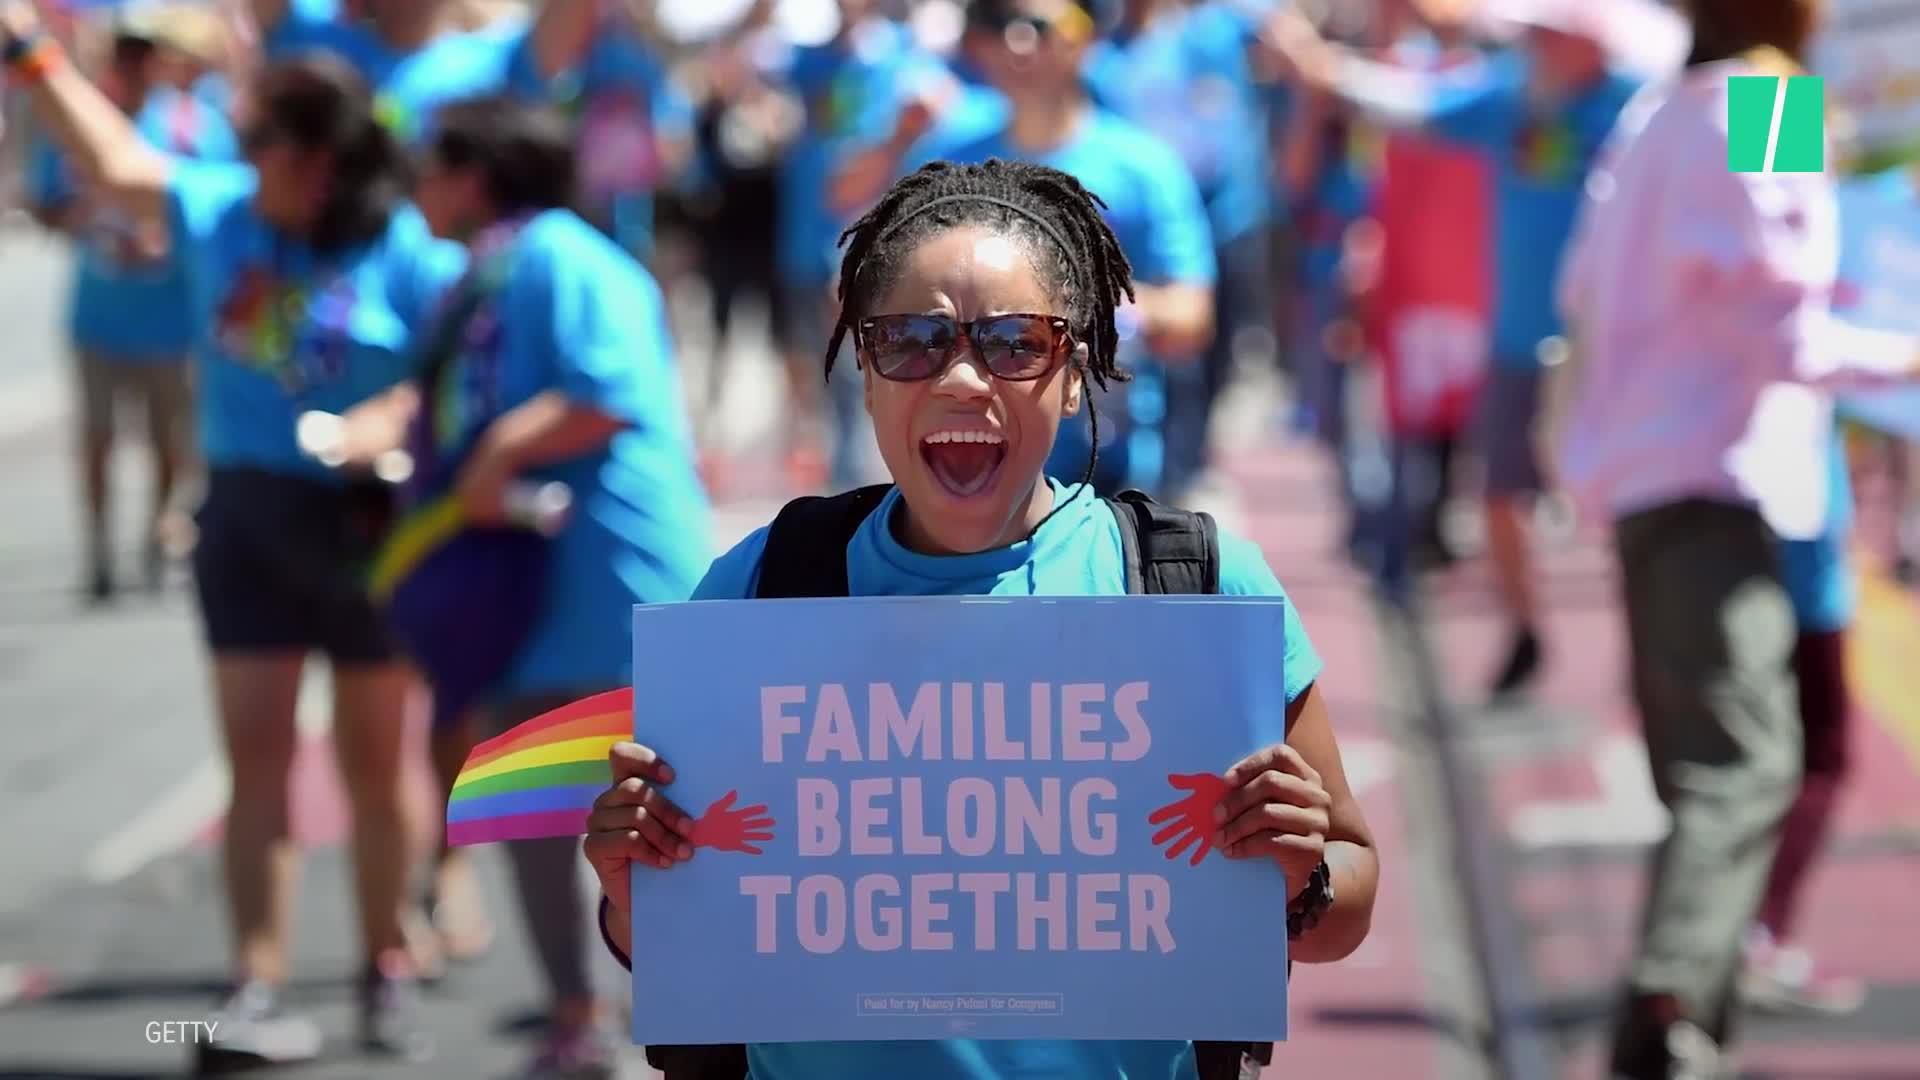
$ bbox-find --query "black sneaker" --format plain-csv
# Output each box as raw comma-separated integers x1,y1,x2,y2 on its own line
1489,628,1542,698
85,564,116,605
192,981,323,1075
359,966,434,1062
142,538,168,593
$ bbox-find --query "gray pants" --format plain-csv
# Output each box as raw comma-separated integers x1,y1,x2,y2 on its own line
492,691,614,1006
1614,500,1803,1038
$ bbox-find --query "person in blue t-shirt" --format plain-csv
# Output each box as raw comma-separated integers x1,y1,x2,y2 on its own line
1,9,469,1065
1274,6,1639,697
766,0,953,493
246,0,597,144
846,0,1216,498
582,158,1380,1080
25,20,236,601
1088,0,1280,500
539,7,694,263
336,93,711,1079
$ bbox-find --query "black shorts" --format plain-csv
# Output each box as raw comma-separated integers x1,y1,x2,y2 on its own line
191,467,395,664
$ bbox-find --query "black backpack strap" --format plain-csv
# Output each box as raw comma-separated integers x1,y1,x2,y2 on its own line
1107,491,1269,1076
643,1044,749,1079
753,484,893,598
1104,489,1220,595
647,488,886,1076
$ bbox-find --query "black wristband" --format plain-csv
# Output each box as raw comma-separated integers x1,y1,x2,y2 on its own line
598,895,634,972
1286,860,1334,940
1,31,42,65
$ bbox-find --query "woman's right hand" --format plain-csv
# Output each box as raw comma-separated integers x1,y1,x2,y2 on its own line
585,742,696,918
335,385,419,466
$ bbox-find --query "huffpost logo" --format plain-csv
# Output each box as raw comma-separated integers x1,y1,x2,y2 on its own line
1728,75,1825,173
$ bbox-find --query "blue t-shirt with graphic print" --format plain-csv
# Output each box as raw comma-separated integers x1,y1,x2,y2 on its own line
165,161,466,478
1423,52,1638,368
29,87,238,359
415,209,712,693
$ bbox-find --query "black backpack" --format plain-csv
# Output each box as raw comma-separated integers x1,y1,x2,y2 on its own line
644,485,1274,1080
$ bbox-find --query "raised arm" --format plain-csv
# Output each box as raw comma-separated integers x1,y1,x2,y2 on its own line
1,4,173,231
246,0,290,36
528,0,597,82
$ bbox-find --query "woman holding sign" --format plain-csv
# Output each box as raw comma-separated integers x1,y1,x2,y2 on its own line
582,159,1380,1080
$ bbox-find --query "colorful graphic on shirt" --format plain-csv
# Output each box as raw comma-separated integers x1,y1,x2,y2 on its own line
373,92,419,143
808,67,865,138
213,267,357,392
1513,115,1578,182
578,89,663,197
429,299,507,455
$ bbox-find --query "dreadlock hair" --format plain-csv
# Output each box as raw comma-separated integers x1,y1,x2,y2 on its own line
824,159,1136,490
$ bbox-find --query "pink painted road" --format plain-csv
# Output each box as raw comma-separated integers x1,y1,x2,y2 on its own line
1412,446,1920,1080
179,432,1920,1077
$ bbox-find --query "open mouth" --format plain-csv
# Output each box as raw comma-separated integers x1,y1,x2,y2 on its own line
921,430,1008,499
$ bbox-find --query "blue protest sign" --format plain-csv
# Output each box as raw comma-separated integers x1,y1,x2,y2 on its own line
626,595,1293,1046
1836,171,1920,441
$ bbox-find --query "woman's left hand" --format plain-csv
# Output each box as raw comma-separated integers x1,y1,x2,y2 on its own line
1213,742,1332,888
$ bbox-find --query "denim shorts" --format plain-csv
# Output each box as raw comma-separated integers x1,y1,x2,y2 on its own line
191,467,395,663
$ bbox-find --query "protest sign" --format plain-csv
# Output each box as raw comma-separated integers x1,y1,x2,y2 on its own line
1813,0,1920,169
625,595,1294,1046
1364,45,1494,440
1835,170,1920,442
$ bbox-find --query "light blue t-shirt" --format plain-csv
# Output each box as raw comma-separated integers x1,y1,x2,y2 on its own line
516,30,691,259
1779,427,1857,634
773,18,949,286
29,88,238,359
1425,53,1638,369
265,8,535,143
166,161,466,478
1085,0,1274,247
690,477,1319,1080
421,210,712,693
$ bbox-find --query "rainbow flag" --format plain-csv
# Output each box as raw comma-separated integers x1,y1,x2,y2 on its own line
446,688,633,847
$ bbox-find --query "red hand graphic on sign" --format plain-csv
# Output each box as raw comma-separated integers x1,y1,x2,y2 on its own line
689,791,775,855
1147,772,1232,867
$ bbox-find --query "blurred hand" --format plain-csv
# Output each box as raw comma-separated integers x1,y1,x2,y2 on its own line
1323,319,1366,365
0,1,43,41
1340,217,1385,297
830,145,900,218
335,388,417,467
454,446,514,526
584,742,695,918
1257,7,1335,88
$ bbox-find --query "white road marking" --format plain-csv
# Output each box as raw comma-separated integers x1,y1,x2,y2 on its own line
85,696,332,885
1339,737,1395,798
1509,733,1670,849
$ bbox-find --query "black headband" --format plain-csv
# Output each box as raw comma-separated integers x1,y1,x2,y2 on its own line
874,193,1075,265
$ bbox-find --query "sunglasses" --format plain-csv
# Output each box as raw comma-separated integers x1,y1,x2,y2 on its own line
857,313,1073,382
